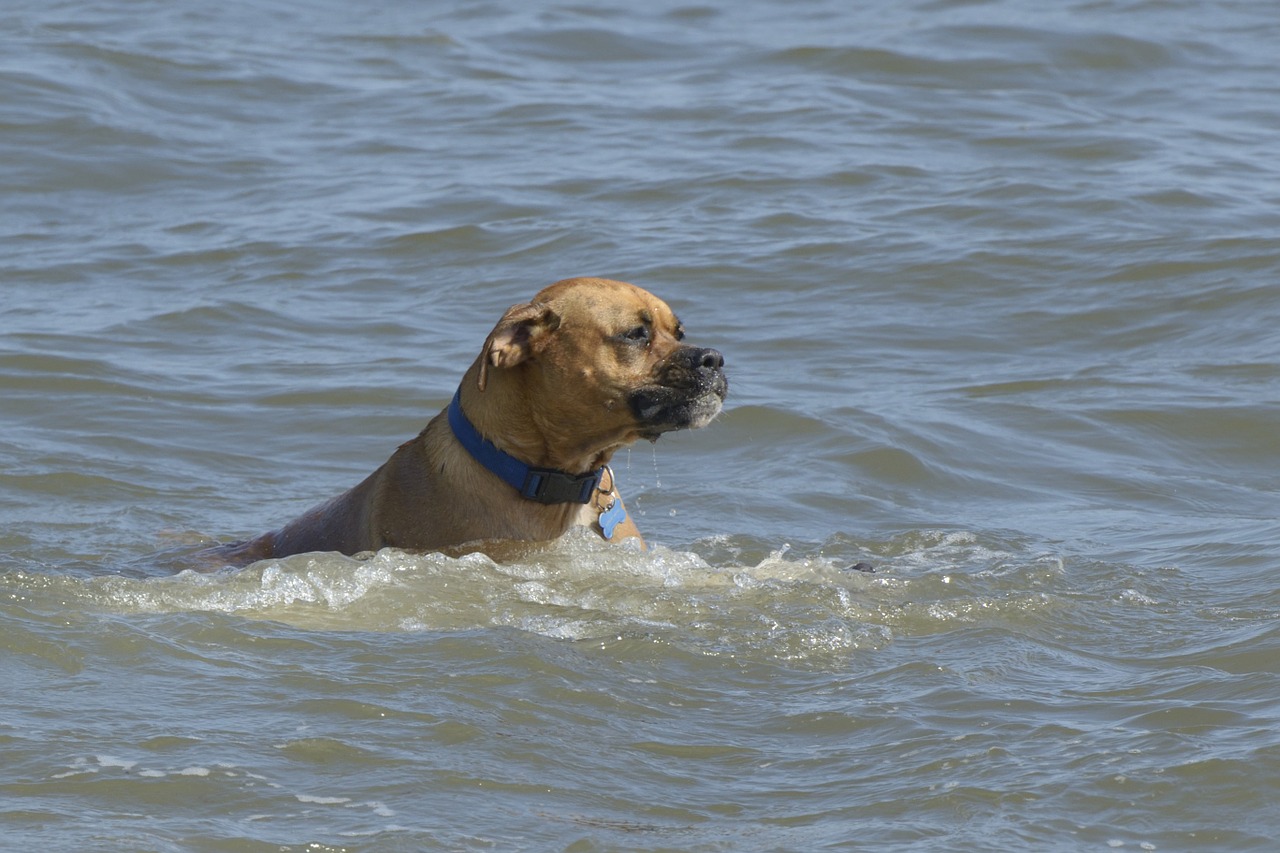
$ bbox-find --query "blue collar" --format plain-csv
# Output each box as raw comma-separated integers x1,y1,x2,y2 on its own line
447,389,604,505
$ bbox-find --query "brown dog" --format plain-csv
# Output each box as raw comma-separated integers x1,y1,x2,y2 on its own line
215,277,727,566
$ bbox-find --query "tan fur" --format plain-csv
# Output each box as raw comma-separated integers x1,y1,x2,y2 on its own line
214,278,726,566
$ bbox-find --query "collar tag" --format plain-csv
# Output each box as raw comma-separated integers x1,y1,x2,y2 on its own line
598,500,627,540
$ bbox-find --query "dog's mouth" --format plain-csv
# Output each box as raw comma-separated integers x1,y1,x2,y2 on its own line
628,346,728,441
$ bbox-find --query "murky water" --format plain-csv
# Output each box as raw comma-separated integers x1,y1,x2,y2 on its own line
3,0,1279,849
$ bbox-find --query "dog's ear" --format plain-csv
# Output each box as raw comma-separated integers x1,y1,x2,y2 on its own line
477,300,562,391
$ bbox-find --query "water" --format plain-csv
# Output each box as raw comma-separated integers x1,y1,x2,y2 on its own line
3,0,1279,849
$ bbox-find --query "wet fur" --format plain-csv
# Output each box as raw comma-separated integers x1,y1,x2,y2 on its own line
211,278,727,567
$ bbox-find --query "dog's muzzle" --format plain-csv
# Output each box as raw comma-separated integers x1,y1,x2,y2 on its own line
629,346,728,440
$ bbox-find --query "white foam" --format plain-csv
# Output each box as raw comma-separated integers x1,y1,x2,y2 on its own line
65,528,1059,661
95,755,137,771
50,759,97,780
296,794,352,805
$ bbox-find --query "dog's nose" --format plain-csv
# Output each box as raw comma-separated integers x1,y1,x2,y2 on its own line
695,348,725,370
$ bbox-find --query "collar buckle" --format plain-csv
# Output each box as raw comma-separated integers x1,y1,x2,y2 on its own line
520,466,604,505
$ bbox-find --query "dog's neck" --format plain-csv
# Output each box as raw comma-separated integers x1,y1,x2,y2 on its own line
448,386,606,505
458,363,625,473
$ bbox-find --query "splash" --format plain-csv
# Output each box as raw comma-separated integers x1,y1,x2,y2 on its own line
3,528,1063,664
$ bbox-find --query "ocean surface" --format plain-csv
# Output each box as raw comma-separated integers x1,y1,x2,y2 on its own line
3,0,1279,849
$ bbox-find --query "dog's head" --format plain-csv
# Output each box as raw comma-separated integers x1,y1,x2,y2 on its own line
475,277,728,460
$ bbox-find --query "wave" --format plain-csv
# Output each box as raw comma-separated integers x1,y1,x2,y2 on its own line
2,528,1071,666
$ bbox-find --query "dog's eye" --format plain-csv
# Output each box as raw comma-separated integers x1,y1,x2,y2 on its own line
621,325,650,344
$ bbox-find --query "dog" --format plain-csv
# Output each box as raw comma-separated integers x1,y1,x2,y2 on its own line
213,277,727,566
